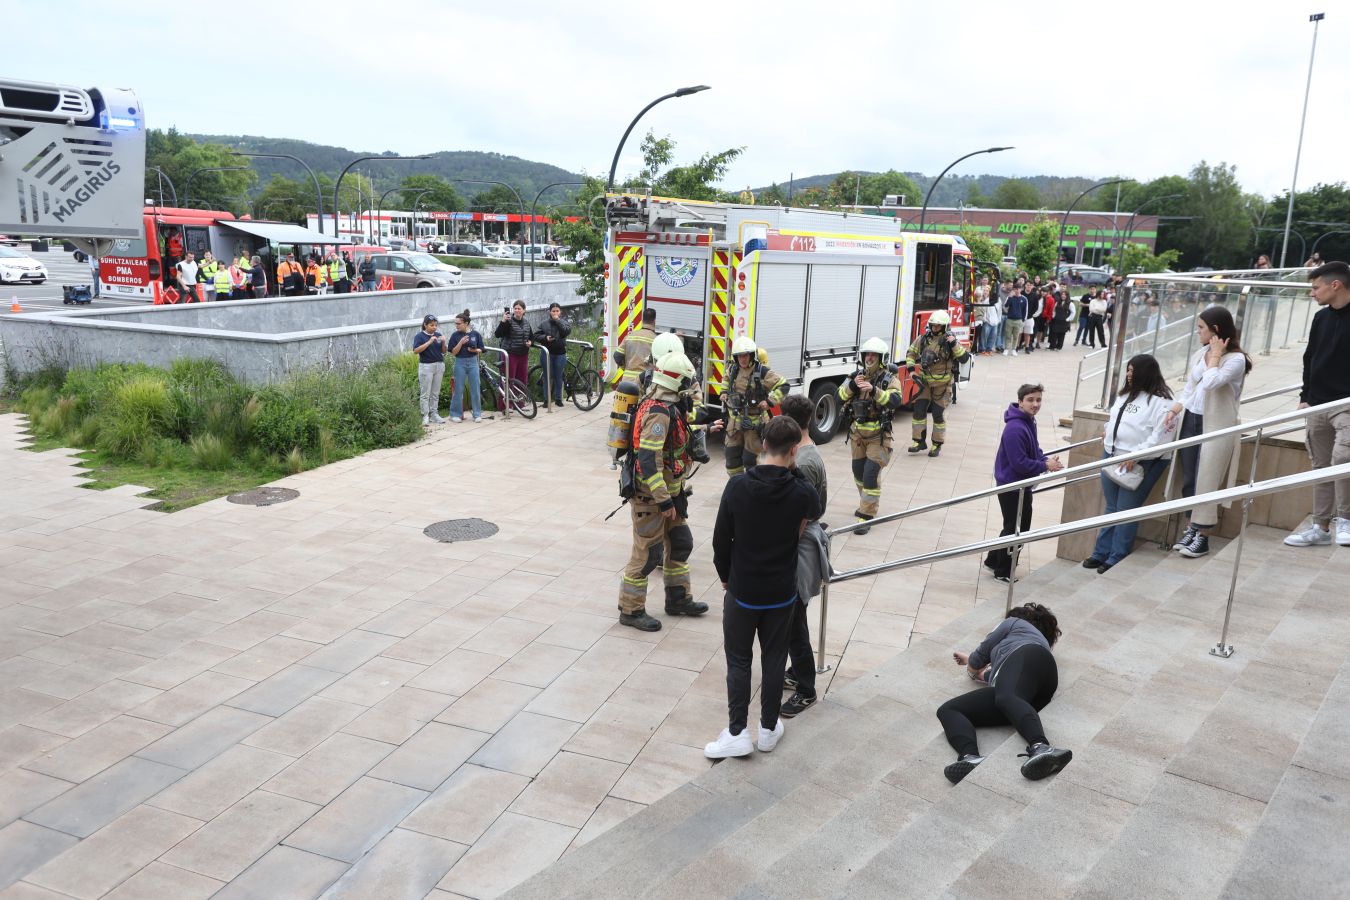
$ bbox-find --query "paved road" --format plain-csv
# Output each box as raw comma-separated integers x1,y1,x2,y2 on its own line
4,249,572,314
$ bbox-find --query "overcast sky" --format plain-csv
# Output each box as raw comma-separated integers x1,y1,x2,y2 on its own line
10,0,1346,198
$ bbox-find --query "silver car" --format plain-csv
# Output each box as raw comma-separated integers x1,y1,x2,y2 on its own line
370,252,463,289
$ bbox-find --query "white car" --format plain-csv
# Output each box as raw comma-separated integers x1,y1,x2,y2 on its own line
482,244,517,259
0,246,48,284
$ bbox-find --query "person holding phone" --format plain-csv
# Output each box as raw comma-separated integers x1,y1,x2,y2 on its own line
449,309,484,423
494,300,534,409
413,314,448,426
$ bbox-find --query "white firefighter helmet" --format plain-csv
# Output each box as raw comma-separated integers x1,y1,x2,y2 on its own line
731,335,757,357
651,332,684,360
651,351,696,393
927,309,952,328
859,336,889,366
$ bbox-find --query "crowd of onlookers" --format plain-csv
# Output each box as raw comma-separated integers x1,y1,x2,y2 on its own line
972,273,1129,357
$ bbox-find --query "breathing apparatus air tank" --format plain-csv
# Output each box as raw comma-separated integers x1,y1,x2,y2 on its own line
607,380,642,453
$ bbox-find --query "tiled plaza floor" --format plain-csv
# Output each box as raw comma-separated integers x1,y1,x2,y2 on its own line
0,344,1091,898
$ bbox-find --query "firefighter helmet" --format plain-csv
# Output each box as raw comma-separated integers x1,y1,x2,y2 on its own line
731,336,757,357
927,310,952,328
859,336,889,366
651,351,696,393
652,332,684,360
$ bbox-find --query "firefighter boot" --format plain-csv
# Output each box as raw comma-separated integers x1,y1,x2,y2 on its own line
928,443,942,458
619,608,662,632
689,427,711,464
664,586,708,617
852,512,874,536
909,430,928,454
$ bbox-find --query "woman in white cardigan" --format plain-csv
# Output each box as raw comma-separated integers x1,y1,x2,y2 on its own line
1162,306,1252,558
1084,354,1177,572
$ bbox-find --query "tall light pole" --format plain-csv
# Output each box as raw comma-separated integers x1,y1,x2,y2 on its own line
1280,12,1325,268
529,182,584,281
408,189,433,246
1058,179,1127,271
238,152,325,235
606,86,711,194
1120,193,1184,267
375,187,403,245
334,155,427,244
919,146,1012,234
450,180,528,281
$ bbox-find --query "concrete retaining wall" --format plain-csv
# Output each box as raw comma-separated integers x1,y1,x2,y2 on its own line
0,278,590,386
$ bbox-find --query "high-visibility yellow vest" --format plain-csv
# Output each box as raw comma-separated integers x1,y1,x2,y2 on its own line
213,267,233,293
328,259,344,281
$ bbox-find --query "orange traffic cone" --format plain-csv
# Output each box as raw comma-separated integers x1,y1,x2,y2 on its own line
9,296,19,313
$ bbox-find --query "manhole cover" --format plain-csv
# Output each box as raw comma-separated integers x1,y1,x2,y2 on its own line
424,518,499,543
227,487,300,507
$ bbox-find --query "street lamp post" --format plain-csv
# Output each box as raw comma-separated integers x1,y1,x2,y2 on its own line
183,165,249,209
1120,193,1184,268
408,190,433,247
529,182,584,280
1058,179,1127,271
334,155,427,246
606,86,711,194
238,152,325,235
449,180,528,281
1280,12,1325,268
375,187,403,245
918,146,1013,234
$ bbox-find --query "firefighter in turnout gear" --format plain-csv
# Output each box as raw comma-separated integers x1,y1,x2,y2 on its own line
641,332,713,463
611,308,657,387
904,309,968,458
838,337,903,534
617,350,709,632
720,336,786,476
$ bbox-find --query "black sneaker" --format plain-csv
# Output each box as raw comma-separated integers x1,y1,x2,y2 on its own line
783,671,799,691
1178,533,1209,558
780,692,817,718
944,754,985,785
1081,557,1103,569
1018,742,1072,780
993,574,1018,584
1172,525,1198,552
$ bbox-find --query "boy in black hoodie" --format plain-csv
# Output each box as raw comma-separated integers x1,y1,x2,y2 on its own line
706,416,820,759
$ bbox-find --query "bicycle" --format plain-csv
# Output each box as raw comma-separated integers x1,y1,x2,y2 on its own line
527,339,605,411
476,356,536,419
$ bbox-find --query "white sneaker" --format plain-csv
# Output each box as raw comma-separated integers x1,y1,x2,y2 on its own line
1335,517,1350,547
704,727,753,759
421,415,430,426
1002,350,1010,357
1011,349,1019,357
473,416,482,423
450,416,463,423
757,719,784,753
431,414,446,424
1284,523,1331,547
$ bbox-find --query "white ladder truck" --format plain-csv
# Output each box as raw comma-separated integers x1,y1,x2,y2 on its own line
602,194,978,443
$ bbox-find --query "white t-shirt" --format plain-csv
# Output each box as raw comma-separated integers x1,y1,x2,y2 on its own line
1105,392,1175,458
1178,350,1247,416
176,260,198,285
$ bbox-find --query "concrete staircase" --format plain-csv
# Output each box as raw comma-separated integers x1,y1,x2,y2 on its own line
505,526,1350,899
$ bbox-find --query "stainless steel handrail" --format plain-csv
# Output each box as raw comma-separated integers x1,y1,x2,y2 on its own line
818,460,1350,662
811,394,1350,671
1047,437,1102,456
480,346,513,419
1240,383,1302,405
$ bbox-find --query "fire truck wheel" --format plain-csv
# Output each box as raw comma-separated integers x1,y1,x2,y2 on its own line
808,380,842,446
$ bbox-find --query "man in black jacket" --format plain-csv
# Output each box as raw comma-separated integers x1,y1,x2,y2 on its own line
1286,261,1350,549
494,300,534,406
706,416,819,759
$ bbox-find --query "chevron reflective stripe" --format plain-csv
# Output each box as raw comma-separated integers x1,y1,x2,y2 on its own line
615,244,645,345
706,249,737,387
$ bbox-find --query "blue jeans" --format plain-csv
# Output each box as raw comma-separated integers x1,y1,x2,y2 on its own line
541,349,567,404
976,322,991,352
451,356,481,419
1091,452,1170,565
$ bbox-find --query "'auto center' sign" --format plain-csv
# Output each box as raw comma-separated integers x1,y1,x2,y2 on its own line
99,256,151,286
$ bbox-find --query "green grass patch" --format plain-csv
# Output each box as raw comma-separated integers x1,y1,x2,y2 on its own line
6,356,427,511
433,254,491,269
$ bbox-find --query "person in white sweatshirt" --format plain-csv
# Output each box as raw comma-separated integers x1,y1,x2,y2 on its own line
1083,354,1177,572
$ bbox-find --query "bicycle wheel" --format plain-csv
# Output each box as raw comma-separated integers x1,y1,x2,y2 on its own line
570,368,604,411
526,365,546,402
508,378,537,419
480,369,504,413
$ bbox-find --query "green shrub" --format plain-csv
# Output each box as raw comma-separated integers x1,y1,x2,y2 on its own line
252,386,321,456
285,447,305,474
189,433,232,470
97,374,173,458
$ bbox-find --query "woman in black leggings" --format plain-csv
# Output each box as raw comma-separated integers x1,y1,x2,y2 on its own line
936,603,1073,784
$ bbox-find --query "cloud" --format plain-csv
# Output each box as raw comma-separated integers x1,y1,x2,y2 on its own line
9,0,1345,197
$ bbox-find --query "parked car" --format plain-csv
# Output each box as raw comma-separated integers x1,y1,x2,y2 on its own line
482,243,517,259
444,242,486,257
0,245,48,285
369,252,463,289
1058,264,1111,285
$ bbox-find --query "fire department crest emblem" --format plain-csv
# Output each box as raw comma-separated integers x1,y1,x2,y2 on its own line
621,260,643,288
655,257,698,289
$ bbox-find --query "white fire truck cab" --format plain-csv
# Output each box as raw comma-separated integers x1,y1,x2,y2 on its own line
603,195,980,443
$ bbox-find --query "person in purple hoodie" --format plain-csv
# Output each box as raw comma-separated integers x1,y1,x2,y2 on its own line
983,384,1063,582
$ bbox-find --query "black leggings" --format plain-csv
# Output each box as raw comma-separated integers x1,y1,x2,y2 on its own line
936,644,1058,757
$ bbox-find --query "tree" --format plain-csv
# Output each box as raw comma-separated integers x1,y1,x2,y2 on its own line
758,183,789,206
472,184,524,214
397,175,463,213
862,171,921,208
616,130,744,202
255,175,314,224
959,226,1004,269
1267,181,1350,266
966,184,989,207
1171,161,1252,270
549,176,607,302
990,179,1041,210
1016,216,1060,277
1115,242,1181,275
145,128,254,212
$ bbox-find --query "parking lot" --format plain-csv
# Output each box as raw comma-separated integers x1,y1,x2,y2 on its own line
1,246,574,314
